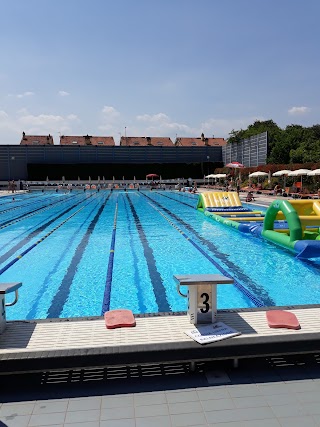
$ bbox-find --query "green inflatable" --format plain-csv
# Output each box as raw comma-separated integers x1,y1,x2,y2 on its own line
262,200,302,250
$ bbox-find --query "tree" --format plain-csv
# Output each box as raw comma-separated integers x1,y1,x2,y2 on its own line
228,120,320,164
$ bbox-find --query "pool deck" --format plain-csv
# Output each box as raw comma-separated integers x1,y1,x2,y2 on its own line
1,306,320,376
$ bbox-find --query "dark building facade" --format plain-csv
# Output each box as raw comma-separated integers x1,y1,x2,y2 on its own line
0,144,224,181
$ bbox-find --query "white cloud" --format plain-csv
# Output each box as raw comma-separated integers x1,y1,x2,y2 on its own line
58,90,70,97
18,114,67,127
16,108,29,115
135,112,196,136
201,117,265,138
0,110,21,139
17,111,80,139
67,114,79,121
0,110,9,120
99,106,121,135
8,91,34,98
288,106,310,115
102,106,120,117
136,113,170,123
0,109,81,144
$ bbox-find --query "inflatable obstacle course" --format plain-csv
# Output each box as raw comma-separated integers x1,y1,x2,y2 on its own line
262,199,320,258
197,192,265,232
197,192,320,259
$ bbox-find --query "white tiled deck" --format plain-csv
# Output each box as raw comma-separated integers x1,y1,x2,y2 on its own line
0,308,319,354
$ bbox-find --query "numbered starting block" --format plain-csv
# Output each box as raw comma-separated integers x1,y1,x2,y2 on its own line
174,274,234,324
0,282,22,333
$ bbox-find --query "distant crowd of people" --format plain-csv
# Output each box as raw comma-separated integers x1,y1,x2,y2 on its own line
177,181,198,193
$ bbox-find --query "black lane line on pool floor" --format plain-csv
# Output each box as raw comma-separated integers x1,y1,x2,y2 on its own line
142,192,275,307
161,191,198,204
0,194,84,254
125,193,170,313
0,194,94,265
0,198,92,277
0,193,78,229
152,191,195,208
123,195,148,313
26,198,102,320
47,193,111,318
101,198,119,314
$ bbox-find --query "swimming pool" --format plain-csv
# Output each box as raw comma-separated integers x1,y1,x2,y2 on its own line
1,190,319,321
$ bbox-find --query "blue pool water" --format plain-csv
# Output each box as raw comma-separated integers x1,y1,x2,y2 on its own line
1,190,319,321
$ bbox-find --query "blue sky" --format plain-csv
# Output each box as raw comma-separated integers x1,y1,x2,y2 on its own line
1,0,320,144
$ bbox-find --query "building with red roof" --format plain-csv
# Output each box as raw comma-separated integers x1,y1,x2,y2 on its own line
60,135,115,146
20,132,54,145
120,136,173,147
174,134,226,147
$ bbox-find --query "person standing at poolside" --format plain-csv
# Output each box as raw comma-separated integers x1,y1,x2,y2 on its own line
236,178,240,195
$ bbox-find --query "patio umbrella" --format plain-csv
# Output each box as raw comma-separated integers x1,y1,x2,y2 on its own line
215,173,227,185
307,169,320,188
146,173,159,179
288,169,311,188
248,171,268,178
205,174,217,185
226,162,244,168
226,162,244,180
248,171,268,184
272,170,292,177
272,170,291,189
307,169,320,176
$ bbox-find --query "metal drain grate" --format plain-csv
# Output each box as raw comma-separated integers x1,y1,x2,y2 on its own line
40,361,207,385
266,353,320,368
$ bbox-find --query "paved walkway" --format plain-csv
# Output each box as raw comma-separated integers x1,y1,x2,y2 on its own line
1,356,320,426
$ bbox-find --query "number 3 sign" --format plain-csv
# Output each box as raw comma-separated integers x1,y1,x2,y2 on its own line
174,274,234,324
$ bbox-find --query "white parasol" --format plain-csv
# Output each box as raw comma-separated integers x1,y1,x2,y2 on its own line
288,169,311,188
248,171,268,184
272,170,292,188
307,169,320,176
